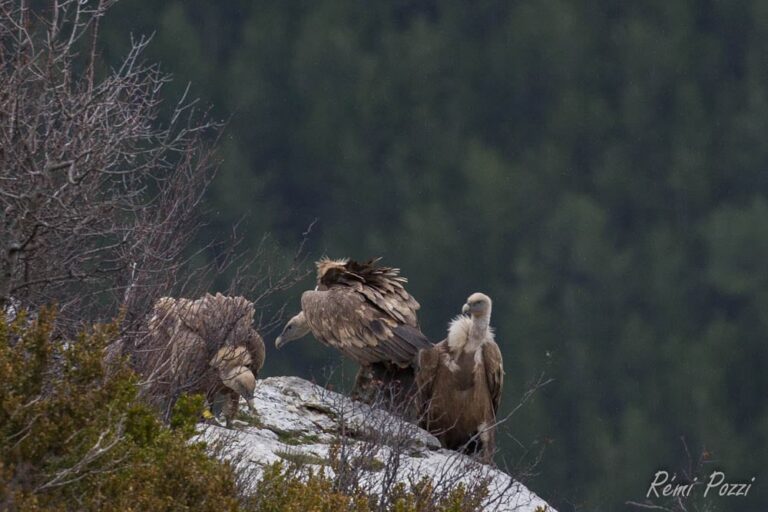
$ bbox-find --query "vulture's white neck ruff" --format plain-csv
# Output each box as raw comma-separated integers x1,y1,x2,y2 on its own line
447,314,493,354
447,316,471,352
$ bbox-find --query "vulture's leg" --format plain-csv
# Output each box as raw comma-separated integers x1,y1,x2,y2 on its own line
463,434,482,458
365,363,420,418
386,364,420,419
201,388,226,426
209,391,228,418
223,390,240,428
353,364,419,420
353,363,396,407
351,365,374,402
478,423,496,465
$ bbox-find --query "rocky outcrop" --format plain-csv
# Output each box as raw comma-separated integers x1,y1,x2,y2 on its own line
195,376,555,512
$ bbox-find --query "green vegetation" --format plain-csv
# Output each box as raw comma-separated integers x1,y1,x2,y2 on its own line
0,309,240,511
274,429,323,446
274,450,331,467
243,462,371,512
244,462,488,512
235,410,265,429
385,478,490,512
354,456,385,473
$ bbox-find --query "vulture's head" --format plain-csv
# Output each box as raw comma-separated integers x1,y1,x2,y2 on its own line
275,311,311,349
210,346,258,412
462,292,492,318
220,366,257,412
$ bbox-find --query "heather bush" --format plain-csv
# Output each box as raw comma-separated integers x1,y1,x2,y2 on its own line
0,309,239,512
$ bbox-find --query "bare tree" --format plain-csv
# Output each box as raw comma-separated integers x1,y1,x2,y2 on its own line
0,2,312,422
0,0,219,335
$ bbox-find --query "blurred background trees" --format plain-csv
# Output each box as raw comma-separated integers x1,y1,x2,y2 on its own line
75,0,768,510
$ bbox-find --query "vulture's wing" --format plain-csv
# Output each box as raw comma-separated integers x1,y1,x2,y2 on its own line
317,258,421,327
196,293,253,345
169,328,208,389
194,293,265,373
245,330,266,374
482,341,504,416
147,297,196,383
301,288,431,366
148,297,184,343
415,341,444,416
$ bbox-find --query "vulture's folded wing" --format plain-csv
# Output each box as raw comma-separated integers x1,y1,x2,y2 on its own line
356,279,420,327
301,288,431,366
317,258,421,327
196,293,254,345
245,330,266,374
415,342,443,416
169,329,208,388
482,341,504,416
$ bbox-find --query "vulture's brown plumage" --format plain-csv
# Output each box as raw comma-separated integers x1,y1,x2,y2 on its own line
144,293,265,426
276,258,432,409
416,292,503,463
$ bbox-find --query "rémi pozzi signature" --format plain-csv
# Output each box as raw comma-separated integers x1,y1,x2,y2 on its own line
646,470,756,498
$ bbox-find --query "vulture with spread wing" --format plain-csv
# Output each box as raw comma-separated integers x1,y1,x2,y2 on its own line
415,292,504,463
276,258,432,408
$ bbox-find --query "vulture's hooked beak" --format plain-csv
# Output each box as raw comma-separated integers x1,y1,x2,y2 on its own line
461,303,470,315
275,336,287,349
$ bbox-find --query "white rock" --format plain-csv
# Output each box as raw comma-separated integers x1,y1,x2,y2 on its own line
194,376,555,512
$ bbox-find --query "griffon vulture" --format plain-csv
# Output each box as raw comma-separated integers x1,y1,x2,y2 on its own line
145,293,265,426
209,345,258,417
275,258,432,408
415,292,504,463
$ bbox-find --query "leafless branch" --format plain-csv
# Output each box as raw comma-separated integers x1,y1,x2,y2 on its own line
626,501,675,511
1,0,222,335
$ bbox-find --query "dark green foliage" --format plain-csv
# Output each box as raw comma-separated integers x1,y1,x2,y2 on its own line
245,461,489,512
93,2,768,510
0,310,240,511
171,394,208,438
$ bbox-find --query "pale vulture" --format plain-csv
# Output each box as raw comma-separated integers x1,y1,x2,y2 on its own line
145,293,265,426
415,292,504,463
275,258,432,409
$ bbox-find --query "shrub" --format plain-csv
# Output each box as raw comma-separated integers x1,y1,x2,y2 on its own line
0,309,239,511
243,462,371,512
243,462,488,512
